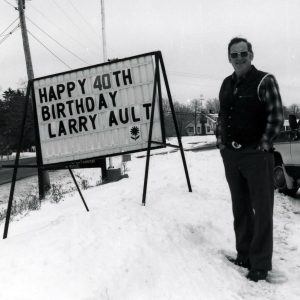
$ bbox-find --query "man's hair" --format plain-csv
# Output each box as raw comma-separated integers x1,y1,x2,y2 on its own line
228,37,253,54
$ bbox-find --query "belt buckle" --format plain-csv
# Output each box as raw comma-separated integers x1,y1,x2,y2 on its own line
231,141,242,149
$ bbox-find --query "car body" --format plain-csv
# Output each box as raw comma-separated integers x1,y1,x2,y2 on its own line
273,115,300,196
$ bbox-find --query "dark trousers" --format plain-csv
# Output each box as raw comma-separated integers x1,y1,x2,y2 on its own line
221,147,274,271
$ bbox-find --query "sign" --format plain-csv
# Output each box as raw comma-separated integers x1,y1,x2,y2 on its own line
32,54,164,165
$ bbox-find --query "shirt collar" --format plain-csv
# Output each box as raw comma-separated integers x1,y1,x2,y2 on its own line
232,65,256,83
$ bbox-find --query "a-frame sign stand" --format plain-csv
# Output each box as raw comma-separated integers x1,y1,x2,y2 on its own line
2,51,191,239
142,52,192,205
2,81,89,239
3,82,33,239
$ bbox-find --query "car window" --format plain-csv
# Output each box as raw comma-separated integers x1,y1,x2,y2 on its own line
274,131,291,143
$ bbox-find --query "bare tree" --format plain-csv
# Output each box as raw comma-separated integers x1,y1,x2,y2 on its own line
189,99,203,135
288,104,300,118
282,105,289,119
205,98,220,114
162,99,193,137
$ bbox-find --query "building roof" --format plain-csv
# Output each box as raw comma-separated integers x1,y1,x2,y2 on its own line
206,114,218,122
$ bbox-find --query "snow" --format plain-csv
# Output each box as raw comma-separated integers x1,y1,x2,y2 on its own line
0,136,300,300
1,152,36,161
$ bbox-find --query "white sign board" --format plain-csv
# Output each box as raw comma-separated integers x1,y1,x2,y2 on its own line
33,54,164,165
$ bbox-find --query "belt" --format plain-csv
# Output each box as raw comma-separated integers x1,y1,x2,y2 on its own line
225,141,258,151
231,141,242,149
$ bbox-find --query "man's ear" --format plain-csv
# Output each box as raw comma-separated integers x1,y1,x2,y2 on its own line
249,52,254,61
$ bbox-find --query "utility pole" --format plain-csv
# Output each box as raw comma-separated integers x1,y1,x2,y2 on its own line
199,94,206,135
100,0,114,169
100,0,107,62
99,0,125,179
194,101,197,135
191,99,200,135
18,0,50,198
99,0,110,173
18,0,33,80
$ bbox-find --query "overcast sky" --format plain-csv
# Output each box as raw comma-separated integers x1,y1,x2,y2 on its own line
0,0,299,106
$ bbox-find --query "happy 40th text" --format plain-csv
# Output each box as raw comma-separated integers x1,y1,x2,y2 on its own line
37,68,133,103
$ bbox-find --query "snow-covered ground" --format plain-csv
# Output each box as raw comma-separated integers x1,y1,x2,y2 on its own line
0,136,300,300
0,151,36,161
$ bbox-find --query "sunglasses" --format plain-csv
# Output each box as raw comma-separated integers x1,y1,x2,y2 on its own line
230,51,248,59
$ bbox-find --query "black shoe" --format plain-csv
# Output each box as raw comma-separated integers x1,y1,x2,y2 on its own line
226,256,251,269
234,258,251,269
246,270,268,282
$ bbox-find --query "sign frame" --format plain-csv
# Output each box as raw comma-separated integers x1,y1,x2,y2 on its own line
31,51,167,169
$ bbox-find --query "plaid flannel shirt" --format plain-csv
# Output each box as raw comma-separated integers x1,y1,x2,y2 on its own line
216,73,284,150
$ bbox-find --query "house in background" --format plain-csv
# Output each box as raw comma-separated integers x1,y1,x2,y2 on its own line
185,117,298,136
185,113,218,136
282,120,291,131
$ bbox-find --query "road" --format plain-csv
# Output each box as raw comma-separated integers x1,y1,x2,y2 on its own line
136,143,217,158
0,144,217,185
0,157,37,185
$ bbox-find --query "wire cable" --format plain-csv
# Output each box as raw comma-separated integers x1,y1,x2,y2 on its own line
50,0,99,49
27,30,72,70
3,0,17,10
0,23,20,46
66,0,98,36
0,17,18,37
169,70,222,81
26,16,90,65
28,2,100,59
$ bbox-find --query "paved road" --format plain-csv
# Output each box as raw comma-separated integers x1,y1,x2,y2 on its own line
0,144,217,184
136,143,217,158
0,157,37,185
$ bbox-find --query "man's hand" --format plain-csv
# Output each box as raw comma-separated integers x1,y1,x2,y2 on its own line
217,143,226,150
257,142,270,152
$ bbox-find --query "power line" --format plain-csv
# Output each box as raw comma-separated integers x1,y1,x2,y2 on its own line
0,17,18,36
0,24,20,46
66,0,98,36
50,0,100,50
26,16,90,65
169,70,222,81
3,0,17,10
28,1,100,59
27,30,72,70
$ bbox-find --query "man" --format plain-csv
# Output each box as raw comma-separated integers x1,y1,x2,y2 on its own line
217,37,284,282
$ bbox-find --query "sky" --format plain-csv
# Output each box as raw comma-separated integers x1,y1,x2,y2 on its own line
0,0,300,106
0,136,300,299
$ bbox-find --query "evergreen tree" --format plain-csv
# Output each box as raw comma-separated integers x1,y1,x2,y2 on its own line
0,88,34,152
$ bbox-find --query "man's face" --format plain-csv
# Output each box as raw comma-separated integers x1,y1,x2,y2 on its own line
228,41,253,77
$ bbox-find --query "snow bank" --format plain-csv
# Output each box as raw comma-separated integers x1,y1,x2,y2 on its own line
0,136,300,300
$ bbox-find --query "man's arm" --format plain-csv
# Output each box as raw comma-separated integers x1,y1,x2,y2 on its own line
215,115,225,149
216,83,225,150
259,75,284,151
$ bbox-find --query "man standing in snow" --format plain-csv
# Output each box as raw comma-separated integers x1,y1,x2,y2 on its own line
216,37,283,282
